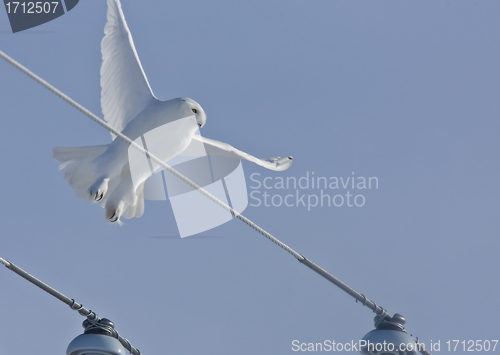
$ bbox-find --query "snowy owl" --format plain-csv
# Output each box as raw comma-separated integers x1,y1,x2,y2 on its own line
53,0,293,223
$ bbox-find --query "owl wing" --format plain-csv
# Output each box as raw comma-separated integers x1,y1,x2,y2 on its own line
192,135,293,171
101,0,157,139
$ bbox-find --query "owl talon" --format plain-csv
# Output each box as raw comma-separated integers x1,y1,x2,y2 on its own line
109,212,119,222
89,177,110,202
106,201,123,223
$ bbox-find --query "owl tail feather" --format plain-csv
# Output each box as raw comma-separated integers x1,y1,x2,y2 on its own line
53,145,109,202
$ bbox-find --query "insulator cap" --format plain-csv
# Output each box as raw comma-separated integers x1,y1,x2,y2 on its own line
374,313,407,331
391,313,406,326
83,318,117,336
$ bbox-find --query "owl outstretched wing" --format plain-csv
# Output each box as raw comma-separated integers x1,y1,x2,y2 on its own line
101,0,157,139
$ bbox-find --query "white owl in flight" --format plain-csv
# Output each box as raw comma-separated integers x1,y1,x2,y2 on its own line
53,0,292,223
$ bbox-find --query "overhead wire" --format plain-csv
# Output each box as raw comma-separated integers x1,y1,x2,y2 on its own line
0,257,141,355
0,50,431,355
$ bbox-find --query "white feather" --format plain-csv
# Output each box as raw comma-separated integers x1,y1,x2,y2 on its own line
101,0,156,139
193,136,293,171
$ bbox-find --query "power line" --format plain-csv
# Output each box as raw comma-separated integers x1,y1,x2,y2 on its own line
0,50,431,355
0,257,140,355
0,50,301,261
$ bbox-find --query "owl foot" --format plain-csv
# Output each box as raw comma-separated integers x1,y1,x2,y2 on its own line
106,201,124,223
89,177,110,202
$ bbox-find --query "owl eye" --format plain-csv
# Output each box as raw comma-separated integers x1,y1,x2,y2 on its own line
191,108,197,114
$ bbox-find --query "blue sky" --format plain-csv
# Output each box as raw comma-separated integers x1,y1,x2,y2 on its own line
1,1,499,354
